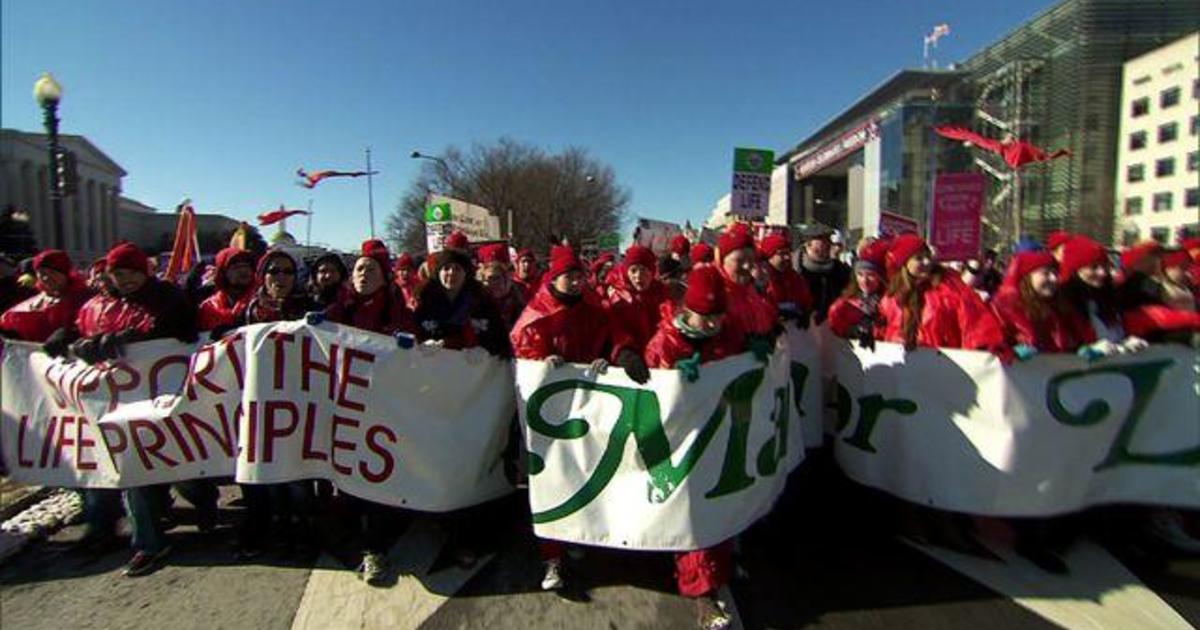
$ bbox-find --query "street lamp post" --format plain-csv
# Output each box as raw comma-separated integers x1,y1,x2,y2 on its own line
33,73,64,250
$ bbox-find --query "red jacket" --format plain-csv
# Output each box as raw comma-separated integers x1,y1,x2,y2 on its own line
828,294,883,340
719,267,778,337
644,314,746,368
990,286,1095,352
0,278,90,342
510,284,612,362
764,266,813,316
879,272,1006,351
606,270,671,358
326,285,415,335
74,279,198,342
198,291,252,332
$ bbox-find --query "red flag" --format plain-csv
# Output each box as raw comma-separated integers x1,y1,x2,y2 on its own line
164,200,200,281
258,206,309,226
296,167,376,189
934,126,1071,169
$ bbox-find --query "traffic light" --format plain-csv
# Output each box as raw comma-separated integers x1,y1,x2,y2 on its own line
55,149,78,197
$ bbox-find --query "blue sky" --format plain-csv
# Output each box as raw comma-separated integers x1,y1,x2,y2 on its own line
3,0,1055,252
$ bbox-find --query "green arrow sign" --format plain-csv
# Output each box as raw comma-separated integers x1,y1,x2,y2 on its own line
425,202,452,223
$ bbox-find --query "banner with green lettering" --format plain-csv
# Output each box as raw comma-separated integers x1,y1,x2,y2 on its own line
515,341,809,551
828,340,1200,516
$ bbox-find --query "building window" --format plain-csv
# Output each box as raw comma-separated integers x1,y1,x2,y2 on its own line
1163,62,1183,76
1153,192,1173,212
1191,115,1199,136
1131,97,1150,117
1124,197,1143,215
1156,158,1175,177
1195,78,1200,99
1151,227,1169,243
1133,75,1151,86
1129,131,1146,150
1161,86,1181,108
1189,151,1199,172
1127,164,1145,182
1187,188,1199,208
1159,122,1178,143
1122,229,1139,246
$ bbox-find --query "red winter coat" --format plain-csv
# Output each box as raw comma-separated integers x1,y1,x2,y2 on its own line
764,266,813,316
879,272,1006,351
0,278,91,342
198,291,252,331
827,294,883,340
75,279,198,342
990,286,1095,353
644,314,747,368
327,285,415,336
606,270,671,358
510,284,612,362
718,267,778,337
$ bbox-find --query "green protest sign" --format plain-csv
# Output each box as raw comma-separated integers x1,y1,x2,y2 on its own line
425,202,452,223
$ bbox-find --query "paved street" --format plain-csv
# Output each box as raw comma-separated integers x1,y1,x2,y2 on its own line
2,472,1197,630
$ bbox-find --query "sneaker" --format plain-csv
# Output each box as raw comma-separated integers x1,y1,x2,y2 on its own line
359,552,387,586
696,596,732,630
123,546,171,577
1145,511,1200,554
540,559,565,591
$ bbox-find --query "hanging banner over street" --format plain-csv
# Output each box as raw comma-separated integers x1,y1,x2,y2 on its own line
0,322,514,512
731,148,774,219
930,173,985,262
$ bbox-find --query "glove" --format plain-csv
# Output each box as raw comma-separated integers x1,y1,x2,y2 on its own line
1118,336,1149,354
856,328,876,352
795,310,811,330
1014,344,1039,361
674,352,702,383
587,358,609,376
545,355,564,369
616,348,650,384
422,339,445,348
394,332,415,349
42,328,72,357
305,311,326,326
70,336,103,364
748,335,773,362
97,333,127,361
1077,340,1118,362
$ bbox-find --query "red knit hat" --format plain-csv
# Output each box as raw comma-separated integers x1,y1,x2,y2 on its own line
758,234,790,259
1120,241,1162,273
361,238,391,272
590,252,615,276
1161,249,1191,269
684,266,726,315
1046,231,1073,251
33,249,72,275
623,245,657,270
105,242,149,273
1060,237,1108,281
477,243,510,265
691,243,714,264
885,233,928,277
855,239,889,276
1008,251,1057,283
445,231,469,251
717,224,755,260
546,245,582,279
1181,237,1200,253
394,253,415,270
516,248,535,262
670,234,691,256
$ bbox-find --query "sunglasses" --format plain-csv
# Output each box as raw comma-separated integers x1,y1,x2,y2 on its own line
265,267,295,276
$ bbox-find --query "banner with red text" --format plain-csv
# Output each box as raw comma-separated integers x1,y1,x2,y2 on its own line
0,321,514,512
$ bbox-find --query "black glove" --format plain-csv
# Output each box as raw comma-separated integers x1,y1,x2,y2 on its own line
748,334,774,362
856,328,876,351
209,324,235,342
617,348,650,384
70,336,103,364
97,333,127,361
42,328,72,357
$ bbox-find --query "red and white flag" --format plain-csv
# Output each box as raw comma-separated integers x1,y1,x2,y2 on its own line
164,199,201,282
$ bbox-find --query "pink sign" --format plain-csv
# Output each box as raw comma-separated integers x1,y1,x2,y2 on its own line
930,173,985,262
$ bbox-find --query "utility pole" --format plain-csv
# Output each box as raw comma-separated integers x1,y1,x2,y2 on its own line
366,147,376,238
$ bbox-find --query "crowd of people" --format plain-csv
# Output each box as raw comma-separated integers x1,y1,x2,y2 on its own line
2,224,1199,630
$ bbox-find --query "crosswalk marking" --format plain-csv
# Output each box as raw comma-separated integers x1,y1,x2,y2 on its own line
906,537,1193,630
290,516,492,630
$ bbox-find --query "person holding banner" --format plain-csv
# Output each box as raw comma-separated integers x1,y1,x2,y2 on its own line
1115,241,1200,344
878,233,1008,356
308,252,351,310
197,247,256,335
0,249,90,342
414,243,511,356
715,224,778,350
828,238,889,347
476,244,526,330
991,250,1093,359
588,251,616,301
510,244,623,591
605,245,667,381
758,234,813,327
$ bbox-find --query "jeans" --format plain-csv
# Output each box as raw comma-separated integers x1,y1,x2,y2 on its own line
123,485,169,554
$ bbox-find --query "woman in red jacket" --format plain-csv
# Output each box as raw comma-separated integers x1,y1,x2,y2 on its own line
758,234,813,326
716,224,778,341
0,250,90,342
878,234,1007,354
197,247,256,335
990,250,1095,358
606,245,670,371
510,245,646,591
644,266,743,630
828,239,889,346
476,244,526,331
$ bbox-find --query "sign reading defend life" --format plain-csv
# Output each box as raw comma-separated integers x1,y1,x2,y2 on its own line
731,148,774,219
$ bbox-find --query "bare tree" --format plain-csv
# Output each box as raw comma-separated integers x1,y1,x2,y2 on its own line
386,138,630,255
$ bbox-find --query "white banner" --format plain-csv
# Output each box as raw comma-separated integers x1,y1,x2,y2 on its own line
829,339,1200,516
1,321,514,512
515,341,807,551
